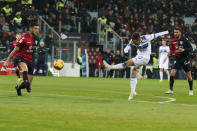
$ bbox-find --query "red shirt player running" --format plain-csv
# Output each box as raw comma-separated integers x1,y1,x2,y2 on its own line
3,22,39,96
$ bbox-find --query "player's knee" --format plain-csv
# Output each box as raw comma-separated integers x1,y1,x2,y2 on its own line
131,69,138,76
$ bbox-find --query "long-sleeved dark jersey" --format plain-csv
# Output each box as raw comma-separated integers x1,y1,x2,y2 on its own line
170,37,192,60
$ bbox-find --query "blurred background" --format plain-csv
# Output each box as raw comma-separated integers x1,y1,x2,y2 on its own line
0,0,197,79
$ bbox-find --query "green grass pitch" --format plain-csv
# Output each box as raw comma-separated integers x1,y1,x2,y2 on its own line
0,75,197,131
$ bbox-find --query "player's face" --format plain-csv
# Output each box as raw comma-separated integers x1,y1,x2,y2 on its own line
32,26,39,36
133,38,141,45
162,40,166,46
174,29,181,39
16,33,21,40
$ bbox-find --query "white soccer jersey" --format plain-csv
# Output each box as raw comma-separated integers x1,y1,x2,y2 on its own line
124,31,169,67
159,46,169,58
159,45,169,69
136,34,153,56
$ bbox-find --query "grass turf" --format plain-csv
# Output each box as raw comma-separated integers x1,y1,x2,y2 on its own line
0,75,197,131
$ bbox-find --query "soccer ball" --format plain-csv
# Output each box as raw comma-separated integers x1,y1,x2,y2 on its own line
53,59,64,70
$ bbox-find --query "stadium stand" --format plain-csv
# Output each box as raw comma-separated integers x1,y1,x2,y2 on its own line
0,0,197,78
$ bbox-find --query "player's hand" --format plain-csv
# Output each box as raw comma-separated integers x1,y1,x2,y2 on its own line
2,61,9,70
176,48,184,52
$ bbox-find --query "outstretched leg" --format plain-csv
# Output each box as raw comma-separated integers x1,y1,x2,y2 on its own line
103,59,135,71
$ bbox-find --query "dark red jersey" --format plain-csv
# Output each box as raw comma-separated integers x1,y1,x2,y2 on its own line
11,40,19,59
16,32,34,63
170,37,192,60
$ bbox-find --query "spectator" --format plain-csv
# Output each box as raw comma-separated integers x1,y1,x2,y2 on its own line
77,54,82,77
36,41,48,75
114,50,123,78
2,22,10,32
0,13,6,27
13,12,23,32
2,4,12,22
95,52,105,77
45,34,54,55
103,49,113,77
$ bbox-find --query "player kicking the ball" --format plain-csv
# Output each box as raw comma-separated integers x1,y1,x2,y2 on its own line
104,31,169,100
3,22,39,96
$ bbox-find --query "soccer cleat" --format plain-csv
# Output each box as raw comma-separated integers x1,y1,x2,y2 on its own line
165,90,173,94
103,60,111,71
15,85,22,96
128,92,136,100
189,90,194,96
159,80,163,82
17,78,23,83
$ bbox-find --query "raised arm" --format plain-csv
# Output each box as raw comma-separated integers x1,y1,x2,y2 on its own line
124,39,133,53
145,31,169,41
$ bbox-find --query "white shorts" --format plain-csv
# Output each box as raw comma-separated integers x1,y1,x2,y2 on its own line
132,55,150,69
159,58,169,69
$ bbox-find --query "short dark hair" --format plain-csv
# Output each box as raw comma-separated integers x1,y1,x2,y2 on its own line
132,32,140,40
29,21,38,27
174,27,182,32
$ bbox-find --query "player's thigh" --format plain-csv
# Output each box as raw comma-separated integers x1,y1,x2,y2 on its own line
131,55,149,67
159,63,164,69
126,59,135,66
28,75,33,84
131,68,139,76
18,62,28,72
163,62,169,70
185,71,192,81
170,69,177,76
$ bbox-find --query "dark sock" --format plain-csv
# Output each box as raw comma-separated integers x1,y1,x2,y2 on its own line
23,71,28,82
16,70,20,78
18,71,30,90
170,76,175,91
188,80,193,90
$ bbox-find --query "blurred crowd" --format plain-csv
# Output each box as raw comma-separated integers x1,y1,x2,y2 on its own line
0,0,197,78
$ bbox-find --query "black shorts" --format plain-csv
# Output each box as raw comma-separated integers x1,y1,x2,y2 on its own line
15,57,34,75
172,58,191,73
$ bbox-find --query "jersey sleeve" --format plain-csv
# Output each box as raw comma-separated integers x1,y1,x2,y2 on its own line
183,38,192,54
144,31,169,41
143,34,154,41
16,36,26,49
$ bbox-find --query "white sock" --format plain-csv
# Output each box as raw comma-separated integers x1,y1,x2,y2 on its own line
159,71,163,80
166,70,170,78
110,63,126,70
130,76,137,94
